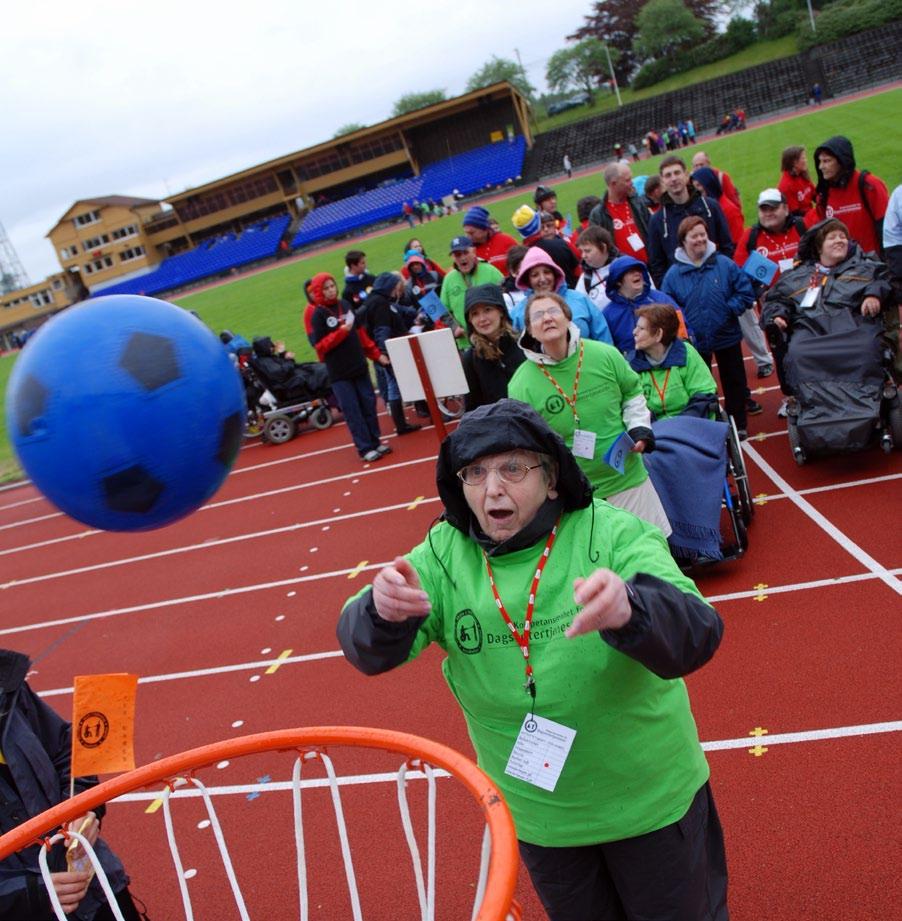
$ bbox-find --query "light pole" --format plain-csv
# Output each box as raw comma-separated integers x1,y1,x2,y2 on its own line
604,42,622,107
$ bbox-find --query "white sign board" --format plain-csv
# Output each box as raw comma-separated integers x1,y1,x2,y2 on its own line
385,328,469,402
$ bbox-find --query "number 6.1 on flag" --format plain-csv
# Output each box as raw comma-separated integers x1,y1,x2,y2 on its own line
71,673,138,781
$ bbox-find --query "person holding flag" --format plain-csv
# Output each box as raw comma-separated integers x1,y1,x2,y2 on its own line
0,649,144,920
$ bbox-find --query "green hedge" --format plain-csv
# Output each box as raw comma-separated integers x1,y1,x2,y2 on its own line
797,0,902,49
633,18,761,89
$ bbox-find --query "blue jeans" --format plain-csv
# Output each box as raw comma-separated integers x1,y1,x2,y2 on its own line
331,374,382,456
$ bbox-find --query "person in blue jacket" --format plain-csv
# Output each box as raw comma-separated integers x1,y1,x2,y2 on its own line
662,216,756,436
0,649,144,921
508,246,612,345
603,255,683,353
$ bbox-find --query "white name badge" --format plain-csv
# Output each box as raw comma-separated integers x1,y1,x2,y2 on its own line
571,428,597,459
627,232,645,252
505,714,577,792
778,258,795,273
800,286,819,307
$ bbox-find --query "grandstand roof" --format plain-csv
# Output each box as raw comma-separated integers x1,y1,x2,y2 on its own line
46,196,161,236
165,81,529,204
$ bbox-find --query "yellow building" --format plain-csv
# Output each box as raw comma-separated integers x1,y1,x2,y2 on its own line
46,196,164,291
0,272,86,350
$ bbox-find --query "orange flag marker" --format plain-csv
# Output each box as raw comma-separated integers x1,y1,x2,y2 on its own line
71,673,138,777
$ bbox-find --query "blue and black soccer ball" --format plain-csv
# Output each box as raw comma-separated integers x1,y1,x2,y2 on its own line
6,295,245,531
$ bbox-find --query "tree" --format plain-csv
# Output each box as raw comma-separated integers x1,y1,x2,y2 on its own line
466,56,536,100
333,123,366,138
634,0,707,58
391,90,448,116
545,38,616,105
568,0,720,80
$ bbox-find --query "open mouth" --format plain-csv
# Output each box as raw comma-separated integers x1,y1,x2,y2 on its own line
488,509,513,522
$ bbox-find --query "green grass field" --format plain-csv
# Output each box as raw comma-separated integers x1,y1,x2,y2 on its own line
1,88,900,482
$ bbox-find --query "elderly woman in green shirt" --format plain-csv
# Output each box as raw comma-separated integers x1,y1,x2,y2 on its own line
627,304,719,420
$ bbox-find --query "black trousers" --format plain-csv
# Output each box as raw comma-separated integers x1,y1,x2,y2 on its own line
700,344,748,428
519,783,728,921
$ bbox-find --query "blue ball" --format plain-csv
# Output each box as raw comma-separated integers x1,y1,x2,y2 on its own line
6,295,245,531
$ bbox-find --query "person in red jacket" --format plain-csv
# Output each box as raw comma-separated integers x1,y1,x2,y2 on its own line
806,135,889,256
309,272,391,462
735,189,807,413
462,206,518,273
778,146,816,216
691,167,745,246
691,150,741,211
301,278,316,346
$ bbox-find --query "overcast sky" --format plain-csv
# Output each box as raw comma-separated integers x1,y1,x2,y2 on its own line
2,0,593,282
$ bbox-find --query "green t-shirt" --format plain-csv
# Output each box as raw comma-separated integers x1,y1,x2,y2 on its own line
439,262,505,350
639,342,717,419
508,339,649,496
362,502,711,847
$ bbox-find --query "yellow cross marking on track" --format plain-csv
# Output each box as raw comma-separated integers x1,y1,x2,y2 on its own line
748,744,769,757
753,583,768,602
749,727,769,738
145,799,163,814
754,386,766,394
753,493,769,506
347,560,369,579
265,649,292,675
407,496,425,511
754,432,768,442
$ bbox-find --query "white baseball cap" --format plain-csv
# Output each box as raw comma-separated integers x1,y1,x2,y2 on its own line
757,188,785,207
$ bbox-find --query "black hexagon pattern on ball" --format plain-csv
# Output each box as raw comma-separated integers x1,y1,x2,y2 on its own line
102,465,165,513
217,412,243,467
15,374,49,437
119,332,180,390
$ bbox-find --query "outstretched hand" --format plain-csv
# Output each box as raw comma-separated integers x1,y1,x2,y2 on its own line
566,569,632,638
373,557,431,622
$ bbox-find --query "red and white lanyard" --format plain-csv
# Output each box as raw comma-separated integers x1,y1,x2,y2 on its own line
482,519,561,705
649,367,672,416
539,340,585,427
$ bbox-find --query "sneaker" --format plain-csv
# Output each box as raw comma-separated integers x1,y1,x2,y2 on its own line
746,399,763,415
757,363,774,378
362,449,382,462
777,399,789,418
375,443,393,455
737,428,748,441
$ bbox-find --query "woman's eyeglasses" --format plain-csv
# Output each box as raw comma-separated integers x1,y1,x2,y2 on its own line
529,305,563,322
457,461,542,486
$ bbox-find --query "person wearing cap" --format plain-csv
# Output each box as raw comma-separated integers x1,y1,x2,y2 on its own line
439,236,504,350
533,185,563,225
400,239,446,280
588,162,652,264
805,136,889,257
512,205,581,288
508,247,611,345
661,216,758,438
337,398,727,921
735,190,808,408
358,272,422,436
462,206,519,274
460,284,525,412
691,151,741,211
402,250,443,314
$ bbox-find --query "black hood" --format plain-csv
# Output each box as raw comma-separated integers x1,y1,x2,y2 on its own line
0,649,30,694
435,399,593,534
252,336,275,358
797,218,861,264
814,135,855,191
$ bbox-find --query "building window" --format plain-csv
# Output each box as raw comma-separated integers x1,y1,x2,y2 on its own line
82,234,110,251
74,210,101,227
112,224,138,240
120,246,145,262
60,246,77,260
52,279,63,290
29,290,53,308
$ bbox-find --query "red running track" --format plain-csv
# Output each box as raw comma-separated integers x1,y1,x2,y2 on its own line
1,380,900,920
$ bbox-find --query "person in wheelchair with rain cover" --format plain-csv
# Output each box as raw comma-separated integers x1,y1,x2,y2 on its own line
761,218,901,464
627,303,754,567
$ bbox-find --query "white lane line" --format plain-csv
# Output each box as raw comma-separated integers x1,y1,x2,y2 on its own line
36,649,346,698
5,561,901,640
753,472,902,505
48,719,902,805
742,442,902,596
0,511,64,532
0,497,441,586
0,495,43,513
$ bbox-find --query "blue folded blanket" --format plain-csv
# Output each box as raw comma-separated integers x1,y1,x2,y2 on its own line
644,416,729,561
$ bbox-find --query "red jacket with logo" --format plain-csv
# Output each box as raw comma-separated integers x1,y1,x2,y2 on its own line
806,169,889,254
475,231,519,273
